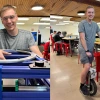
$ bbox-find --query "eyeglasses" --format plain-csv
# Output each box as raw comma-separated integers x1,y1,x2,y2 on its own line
1,15,16,21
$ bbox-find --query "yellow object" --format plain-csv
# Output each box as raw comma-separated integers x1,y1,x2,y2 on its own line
95,38,100,42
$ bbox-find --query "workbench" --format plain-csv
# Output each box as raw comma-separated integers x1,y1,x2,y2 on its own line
0,50,50,100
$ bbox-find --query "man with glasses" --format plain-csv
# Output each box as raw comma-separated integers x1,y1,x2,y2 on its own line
0,5,43,85
78,6,100,95
0,5,43,59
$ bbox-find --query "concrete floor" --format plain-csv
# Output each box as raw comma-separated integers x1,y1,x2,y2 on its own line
51,52,100,100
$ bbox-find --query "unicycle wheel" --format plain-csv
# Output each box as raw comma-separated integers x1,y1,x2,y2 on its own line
90,79,97,96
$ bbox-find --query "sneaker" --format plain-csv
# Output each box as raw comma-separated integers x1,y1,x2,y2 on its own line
80,85,90,95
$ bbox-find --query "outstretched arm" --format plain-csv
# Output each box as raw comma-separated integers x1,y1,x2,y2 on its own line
30,45,43,58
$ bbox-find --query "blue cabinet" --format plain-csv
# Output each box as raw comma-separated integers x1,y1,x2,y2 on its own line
32,32,37,42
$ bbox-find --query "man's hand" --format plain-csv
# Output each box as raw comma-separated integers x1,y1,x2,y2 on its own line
0,50,11,60
86,52,92,57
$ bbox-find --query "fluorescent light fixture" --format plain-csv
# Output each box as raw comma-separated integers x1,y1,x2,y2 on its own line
50,15,63,19
18,18,29,21
13,6,17,8
17,23,25,25
56,23,65,25
77,11,85,16
63,21,74,23
33,23,50,25
63,21,70,23
32,5,43,10
97,23,100,24
40,18,50,21
50,20,57,22
96,0,100,1
78,13,85,16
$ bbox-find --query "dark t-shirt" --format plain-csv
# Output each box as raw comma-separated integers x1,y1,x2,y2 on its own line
53,34,61,42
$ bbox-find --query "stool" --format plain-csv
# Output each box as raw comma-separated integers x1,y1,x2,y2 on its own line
42,51,48,60
48,53,50,61
55,42,63,54
63,43,69,56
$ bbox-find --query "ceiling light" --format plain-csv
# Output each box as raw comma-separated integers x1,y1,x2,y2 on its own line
33,23,50,25
17,23,25,25
97,23,100,24
63,21,74,23
56,23,65,25
63,21,70,23
40,18,50,21
18,18,29,20
50,20,57,22
77,11,85,16
50,15,63,19
13,6,17,8
32,5,43,10
96,0,100,1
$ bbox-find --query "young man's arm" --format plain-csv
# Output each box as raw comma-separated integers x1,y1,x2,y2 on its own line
27,32,43,58
78,21,91,56
30,45,43,58
79,32,92,57
79,32,88,51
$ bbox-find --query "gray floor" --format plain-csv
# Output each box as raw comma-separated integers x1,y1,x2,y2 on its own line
51,52,100,100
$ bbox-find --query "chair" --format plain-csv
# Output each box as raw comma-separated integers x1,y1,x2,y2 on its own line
50,35,55,52
42,41,50,61
55,42,63,54
62,43,70,56
48,53,50,61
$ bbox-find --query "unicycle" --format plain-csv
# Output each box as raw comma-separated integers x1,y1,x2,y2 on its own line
0,49,46,64
86,67,97,96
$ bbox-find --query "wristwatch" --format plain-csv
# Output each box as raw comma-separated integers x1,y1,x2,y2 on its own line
85,50,89,52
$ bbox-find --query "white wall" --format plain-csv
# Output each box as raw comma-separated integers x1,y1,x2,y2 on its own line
52,24,100,36
17,25,38,32
39,28,50,42
17,25,50,42
51,24,79,35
